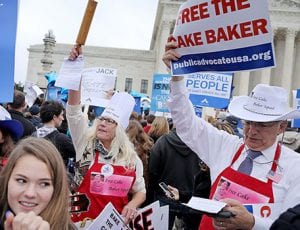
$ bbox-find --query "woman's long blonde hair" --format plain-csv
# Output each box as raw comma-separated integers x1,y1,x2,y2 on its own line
0,137,75,229
86,119,138,167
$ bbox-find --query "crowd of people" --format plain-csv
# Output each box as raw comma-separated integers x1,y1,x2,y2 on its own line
1,42,300,230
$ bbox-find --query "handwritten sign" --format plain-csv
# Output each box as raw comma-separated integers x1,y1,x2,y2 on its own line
81,67,117,107
90,172,134,197
171,0,275,74
212,177,270,203
55,56,85,90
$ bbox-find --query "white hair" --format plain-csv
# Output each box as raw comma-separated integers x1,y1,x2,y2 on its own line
85,119,137,167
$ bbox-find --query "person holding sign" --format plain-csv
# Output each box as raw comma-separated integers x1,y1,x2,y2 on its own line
67,47,146,227
0,137,75,230
162,38,300,229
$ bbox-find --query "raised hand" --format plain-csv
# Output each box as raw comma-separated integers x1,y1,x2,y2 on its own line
162,35,181,69
4,211,50,230
69,45,82,61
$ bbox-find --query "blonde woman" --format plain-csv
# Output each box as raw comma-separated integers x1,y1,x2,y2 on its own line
67,46,146,226
0,137,75,230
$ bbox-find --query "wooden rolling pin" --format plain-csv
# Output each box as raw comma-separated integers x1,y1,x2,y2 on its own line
76,0,98,46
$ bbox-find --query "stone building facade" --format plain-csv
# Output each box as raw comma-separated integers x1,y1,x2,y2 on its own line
26,0,300,103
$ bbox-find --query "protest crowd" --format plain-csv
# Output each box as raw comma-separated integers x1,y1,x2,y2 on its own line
2,0,300,230
2,62,300,229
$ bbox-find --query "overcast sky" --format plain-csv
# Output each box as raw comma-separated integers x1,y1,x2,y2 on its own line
15,0,159,83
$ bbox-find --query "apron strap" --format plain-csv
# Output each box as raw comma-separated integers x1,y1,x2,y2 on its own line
230,144,245,165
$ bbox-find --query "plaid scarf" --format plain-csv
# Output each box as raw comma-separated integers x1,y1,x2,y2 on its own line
95,140,112,160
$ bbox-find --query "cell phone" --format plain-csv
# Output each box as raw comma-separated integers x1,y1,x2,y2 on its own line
159,182,174,198
215,210,236,218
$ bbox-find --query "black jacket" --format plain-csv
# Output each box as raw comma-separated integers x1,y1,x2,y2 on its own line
44,130,76,167
9,110,36,138
148,128,211,203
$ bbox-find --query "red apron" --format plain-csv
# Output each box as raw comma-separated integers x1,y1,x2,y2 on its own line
71,151,136,222
199,144,281,230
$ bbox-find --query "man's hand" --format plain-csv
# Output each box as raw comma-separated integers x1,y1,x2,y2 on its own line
69,45,82,61
4,211,50,230
162,35,181,69
212,198,255,230
162,35,184,81
167,185,180,200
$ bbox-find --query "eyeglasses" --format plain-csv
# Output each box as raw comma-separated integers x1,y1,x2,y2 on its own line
243,120,279,128
97,116,117,125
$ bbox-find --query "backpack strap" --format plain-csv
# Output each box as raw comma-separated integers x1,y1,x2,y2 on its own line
45,130,60,145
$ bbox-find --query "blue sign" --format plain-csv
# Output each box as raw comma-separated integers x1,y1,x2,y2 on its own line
92,106,105,117
186,72,233,109
150,72,233,116
0,0,18,102
133,97,141,114
150,74,171,114
45,72,68,107
292,89,300,128
194,105,202,118
172,43,275,75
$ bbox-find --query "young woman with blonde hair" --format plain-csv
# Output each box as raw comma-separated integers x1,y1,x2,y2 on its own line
0,137,75,230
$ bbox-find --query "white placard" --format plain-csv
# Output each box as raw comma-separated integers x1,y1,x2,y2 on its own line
55,56,84,90
184,196,226,214
80,67,117,107
129,201,169,230
24,81,44,107
86,202,129,230
171,0,275,74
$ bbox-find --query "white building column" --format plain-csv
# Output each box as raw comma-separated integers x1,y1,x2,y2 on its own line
294,32,300,88
271,29,285,86
155,20,173,73
258,27,277,85
260,68,272,84
234,71,250,96
281,28,296,91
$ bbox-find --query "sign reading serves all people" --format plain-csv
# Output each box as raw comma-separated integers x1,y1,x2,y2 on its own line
186,72,233,109
0,0,18,102
150,72,232,115
170,0,275,74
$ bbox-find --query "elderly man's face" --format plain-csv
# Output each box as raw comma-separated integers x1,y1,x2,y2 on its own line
243,121,287,151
